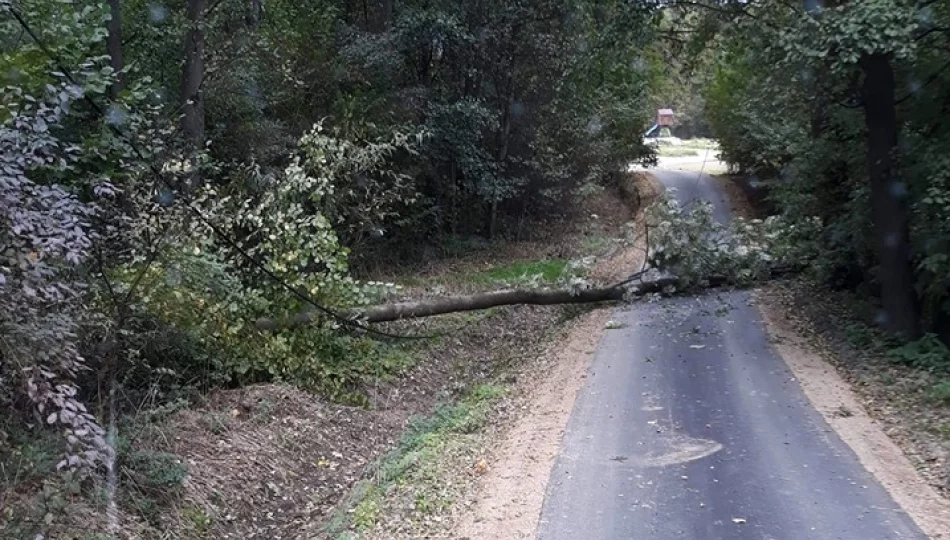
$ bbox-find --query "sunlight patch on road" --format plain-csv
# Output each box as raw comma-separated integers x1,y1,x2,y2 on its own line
625,436,723,468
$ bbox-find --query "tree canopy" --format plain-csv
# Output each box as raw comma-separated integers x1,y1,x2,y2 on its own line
6,0,950,534
0,0,661,478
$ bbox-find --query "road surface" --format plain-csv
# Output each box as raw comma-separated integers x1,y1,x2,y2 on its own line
536,169,926,539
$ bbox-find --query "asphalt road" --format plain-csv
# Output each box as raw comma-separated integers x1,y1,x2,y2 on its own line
536,169,926,539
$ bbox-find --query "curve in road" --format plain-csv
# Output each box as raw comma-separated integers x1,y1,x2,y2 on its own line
536,169,926,539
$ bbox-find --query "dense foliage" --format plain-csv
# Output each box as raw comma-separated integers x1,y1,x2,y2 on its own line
682,0,950,339
8,0,950,535
645,195,821,287
0,0,660,495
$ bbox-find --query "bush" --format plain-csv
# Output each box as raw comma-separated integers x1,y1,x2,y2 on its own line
887,334,950,373
926,380,950,404
118,447,188,525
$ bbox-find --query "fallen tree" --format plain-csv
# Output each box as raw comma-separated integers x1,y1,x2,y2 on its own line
254,194,813,332
254,274,737,330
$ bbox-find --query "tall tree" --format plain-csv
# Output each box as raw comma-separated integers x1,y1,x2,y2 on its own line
106,0,126,98
695,0,927,337
860,51,919,337
181,0,206,150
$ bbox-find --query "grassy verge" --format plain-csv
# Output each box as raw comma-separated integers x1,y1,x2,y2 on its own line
654,138,719,158
678,138,719,149
326,384,507,539
656,146,700,157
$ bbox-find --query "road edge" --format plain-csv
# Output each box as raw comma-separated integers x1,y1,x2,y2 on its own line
713,169,950,538
756,290,950,538
451,173,662,539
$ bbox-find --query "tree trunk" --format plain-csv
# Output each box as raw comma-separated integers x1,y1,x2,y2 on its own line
106,0,126,99
449,159,458,235
253,265,803,330
860,52,920,338
256,285,628,330
370,0,393,32
489,81,515,239
245,0,263,29
181,0,206,149
254,270,804,330
357,286,630,322
809,68,828,139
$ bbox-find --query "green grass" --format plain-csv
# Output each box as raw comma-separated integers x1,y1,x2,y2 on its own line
679,138,719,149
415,258,583,291
655,146,700,157
926,380,950,404
845,323,882,349
474,259,569,284
396,258,582,291
653,138,719,158
887,333,950,372
326,384,507,537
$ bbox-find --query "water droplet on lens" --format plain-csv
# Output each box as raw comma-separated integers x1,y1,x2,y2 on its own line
889,182,907,197
149,3,168,24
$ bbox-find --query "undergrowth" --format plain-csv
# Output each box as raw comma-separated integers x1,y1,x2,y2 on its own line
887,333,950,373
845,321,950,403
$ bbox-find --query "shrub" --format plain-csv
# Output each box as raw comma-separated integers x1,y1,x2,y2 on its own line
887,334,950,373
926,381,950,404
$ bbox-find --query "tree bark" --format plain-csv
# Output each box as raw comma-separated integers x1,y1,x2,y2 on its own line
252,274,764,330
245,0,263,29
370,0,393,32
489,78,515,239
361,286,629,322
256,285,624,330
449,159,458,235
860,52,920,338
181,0,206,149
106,0,126,99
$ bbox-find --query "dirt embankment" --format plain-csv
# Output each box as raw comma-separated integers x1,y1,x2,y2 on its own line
86,174,655,540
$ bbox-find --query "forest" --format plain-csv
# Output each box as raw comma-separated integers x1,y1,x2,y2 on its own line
3,0,950,537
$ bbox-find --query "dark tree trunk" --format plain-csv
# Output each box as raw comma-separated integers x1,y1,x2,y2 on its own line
449,159,458,235
860,52,920,338
246,0,263,29
809,69,828,139
489,78,515,239
106,0,126,99
254,267,801,330
370,0,393,32
181,0,206,149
